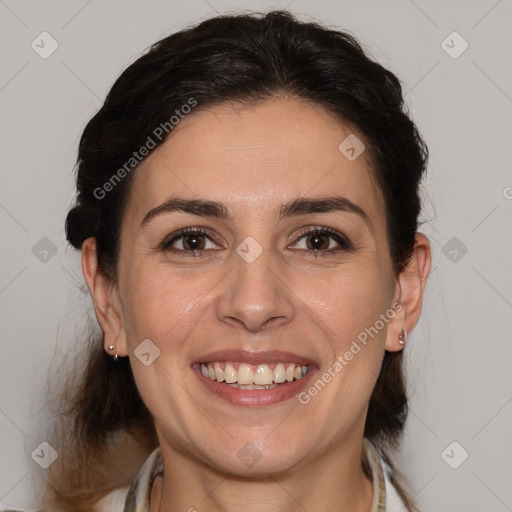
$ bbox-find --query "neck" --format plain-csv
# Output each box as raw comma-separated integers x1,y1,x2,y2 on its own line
150,436,374,512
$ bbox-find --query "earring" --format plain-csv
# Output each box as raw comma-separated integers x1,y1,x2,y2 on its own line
108,345,119,362
398,328,407,346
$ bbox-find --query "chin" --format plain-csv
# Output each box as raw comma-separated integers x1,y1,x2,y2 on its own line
204,436,307,478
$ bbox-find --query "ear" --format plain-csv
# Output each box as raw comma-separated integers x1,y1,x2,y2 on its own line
385,233,431,352
81,237,128,357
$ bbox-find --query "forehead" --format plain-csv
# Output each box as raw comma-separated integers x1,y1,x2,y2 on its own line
126,96,385,224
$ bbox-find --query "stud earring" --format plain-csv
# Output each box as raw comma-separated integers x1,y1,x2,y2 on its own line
398,328,407,346
108,345,119,362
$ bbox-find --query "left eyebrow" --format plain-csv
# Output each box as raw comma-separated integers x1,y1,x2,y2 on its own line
280,196,373,232
140,196,372,232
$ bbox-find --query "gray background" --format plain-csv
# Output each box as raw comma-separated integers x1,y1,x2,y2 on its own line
1,0,511,510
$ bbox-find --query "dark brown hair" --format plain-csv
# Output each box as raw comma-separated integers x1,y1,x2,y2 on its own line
49,9,428,510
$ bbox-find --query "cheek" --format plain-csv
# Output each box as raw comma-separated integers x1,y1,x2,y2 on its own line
300,265,392,407
121,261,201,343
303,264,392,346
122,264,206,432
288,291,390,454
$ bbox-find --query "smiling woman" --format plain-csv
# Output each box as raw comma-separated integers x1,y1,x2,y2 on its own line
39,9,430,512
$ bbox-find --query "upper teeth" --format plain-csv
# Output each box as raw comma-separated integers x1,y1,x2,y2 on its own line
201,362,309,385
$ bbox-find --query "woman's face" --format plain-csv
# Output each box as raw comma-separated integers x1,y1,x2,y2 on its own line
110,96,404,474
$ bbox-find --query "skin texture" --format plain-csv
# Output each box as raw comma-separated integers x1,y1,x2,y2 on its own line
82,96,431,512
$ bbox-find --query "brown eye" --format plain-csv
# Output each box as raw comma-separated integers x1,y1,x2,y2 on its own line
180,233,207,251
291,227,352,255
160,227,220,255
304,232,331,251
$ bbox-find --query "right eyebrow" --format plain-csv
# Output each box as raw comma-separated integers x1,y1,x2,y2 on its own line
140,198,232,228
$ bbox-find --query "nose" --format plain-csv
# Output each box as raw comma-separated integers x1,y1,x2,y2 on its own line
215,245,295,333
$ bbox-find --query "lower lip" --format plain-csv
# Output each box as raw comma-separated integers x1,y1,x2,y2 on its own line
193,365,317,406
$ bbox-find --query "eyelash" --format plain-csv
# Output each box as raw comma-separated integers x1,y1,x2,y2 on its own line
158,226,353,258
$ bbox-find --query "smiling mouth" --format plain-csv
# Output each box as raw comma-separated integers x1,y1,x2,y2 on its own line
200,361,309,389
